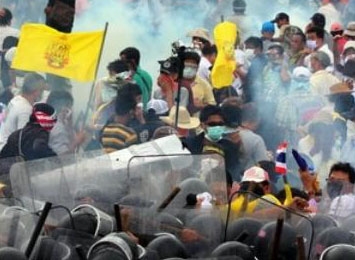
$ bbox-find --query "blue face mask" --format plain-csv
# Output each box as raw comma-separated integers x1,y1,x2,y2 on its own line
206,126,226,142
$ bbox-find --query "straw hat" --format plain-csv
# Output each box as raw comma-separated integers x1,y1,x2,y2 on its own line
186,28,211,43
160,106,200,129
328,82,354,95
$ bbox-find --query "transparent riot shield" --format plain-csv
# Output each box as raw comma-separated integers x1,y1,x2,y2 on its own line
227,191,314,260
9,150,125,221
0,198,39,253
118,154,229,258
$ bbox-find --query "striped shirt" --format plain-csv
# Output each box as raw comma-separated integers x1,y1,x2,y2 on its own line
101,123,138,153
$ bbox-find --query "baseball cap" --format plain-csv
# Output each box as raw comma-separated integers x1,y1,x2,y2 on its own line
158,57,180,75
271,12,289,23
261,21,275,33
330,22,344,32
241,166,270,183
147,99,169,116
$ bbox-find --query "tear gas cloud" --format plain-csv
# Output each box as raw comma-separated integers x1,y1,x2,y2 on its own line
8,0,317,117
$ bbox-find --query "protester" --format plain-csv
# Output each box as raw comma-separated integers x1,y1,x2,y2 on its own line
100,91,138,153
0,73,46,150
260,21,275,54
120,47,153,111
47,90,86,155
197,44,217,83
309,51,340,97
0,103,57,160
156,56,180,109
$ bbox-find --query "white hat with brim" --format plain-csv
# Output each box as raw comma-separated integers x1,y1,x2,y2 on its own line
344,22,355,37
160,106,200,130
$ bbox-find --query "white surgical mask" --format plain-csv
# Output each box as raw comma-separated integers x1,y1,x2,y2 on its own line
306,40,317,50
183,66,198,79
244,48,255,61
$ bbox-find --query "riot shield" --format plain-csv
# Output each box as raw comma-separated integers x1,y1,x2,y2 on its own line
227,191,314,260
0,198,38,253
9,150,123,220
118,153,229,258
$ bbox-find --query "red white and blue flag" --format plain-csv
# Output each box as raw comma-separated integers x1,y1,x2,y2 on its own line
275,142,288,175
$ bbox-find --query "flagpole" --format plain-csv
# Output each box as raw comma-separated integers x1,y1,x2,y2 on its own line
82,22,109,130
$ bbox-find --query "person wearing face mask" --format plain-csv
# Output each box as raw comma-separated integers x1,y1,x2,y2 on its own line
47,91,86,155
242,36,267,102
181,105,243,182
325,162,355,219
93,59,131,112
0,72,46,151
304,26,334,69
336,41,355,74
180,51,216,116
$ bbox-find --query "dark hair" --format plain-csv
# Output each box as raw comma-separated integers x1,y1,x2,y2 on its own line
242,103,259,123
292,32,306,44
202,44,217,56
0,8,12,26
2,36,18,49
183,51,201,65
115,95,136,116
268,44,284,55
244,36,263,51
199,105,223,123
221,104,242,128
311,13,326,28
22,73,46,94
117,82,142,100
47,90,74,112
119,47,140,66
107,59,129,74
329,162,355,184
306,26,325,40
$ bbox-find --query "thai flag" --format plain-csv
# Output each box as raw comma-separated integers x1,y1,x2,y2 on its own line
275,142,288,175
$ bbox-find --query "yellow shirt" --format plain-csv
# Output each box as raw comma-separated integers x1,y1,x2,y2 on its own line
192,76,216,109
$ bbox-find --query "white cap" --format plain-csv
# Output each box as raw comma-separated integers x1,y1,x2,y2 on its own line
241,166,270,183
147,99,169,115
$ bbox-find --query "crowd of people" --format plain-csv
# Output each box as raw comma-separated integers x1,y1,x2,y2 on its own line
0,0,355,259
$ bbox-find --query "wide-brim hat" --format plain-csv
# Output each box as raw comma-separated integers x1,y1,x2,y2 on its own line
186,28,211,43
344,21,355,37
326,82,354,95
160,106,200,129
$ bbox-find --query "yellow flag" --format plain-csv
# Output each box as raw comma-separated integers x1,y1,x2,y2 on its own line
211,21,237,89
12,23,104,82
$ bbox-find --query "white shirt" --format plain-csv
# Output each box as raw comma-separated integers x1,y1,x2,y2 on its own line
0,26,19,49
304,44,334,70
197,56,212,83
0,95,32,151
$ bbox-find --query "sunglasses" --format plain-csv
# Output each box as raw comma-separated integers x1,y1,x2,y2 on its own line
207,122,225,127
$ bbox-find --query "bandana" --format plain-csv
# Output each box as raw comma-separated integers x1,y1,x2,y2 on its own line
33,111,57,131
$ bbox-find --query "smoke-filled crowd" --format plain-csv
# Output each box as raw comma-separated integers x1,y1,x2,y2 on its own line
1,0,355,259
